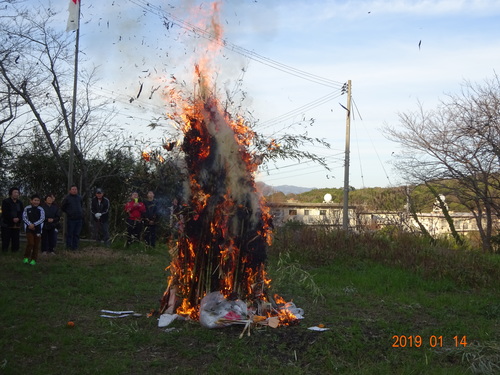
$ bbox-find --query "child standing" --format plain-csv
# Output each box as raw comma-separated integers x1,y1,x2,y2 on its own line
23,194,45,265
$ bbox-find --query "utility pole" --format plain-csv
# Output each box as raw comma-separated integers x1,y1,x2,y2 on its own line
342,80,352,231
68,0,81,190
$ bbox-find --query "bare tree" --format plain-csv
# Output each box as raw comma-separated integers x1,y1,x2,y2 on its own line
0,1,31,191
385,75,500,252
0,3,121,199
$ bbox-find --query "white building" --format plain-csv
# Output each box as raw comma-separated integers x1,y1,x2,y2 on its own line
267,202,497,237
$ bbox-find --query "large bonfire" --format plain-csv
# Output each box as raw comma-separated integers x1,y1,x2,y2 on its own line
157,2,301,331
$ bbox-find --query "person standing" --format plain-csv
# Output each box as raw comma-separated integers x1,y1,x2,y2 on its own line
22,194,45,265
41,194,61,255
143,190,159,247
124,191,145,246
61,184,83,251
1,187,24,253
90,188,110,246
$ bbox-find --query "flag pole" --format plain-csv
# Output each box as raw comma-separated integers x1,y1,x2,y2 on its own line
68,0,81,190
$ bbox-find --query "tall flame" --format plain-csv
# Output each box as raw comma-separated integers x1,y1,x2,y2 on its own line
159,2,297,326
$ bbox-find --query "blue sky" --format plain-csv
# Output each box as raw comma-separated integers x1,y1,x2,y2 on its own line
45,1,500,188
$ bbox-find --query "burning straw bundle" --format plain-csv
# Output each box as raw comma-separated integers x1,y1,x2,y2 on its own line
159,88,276,321
157,3,300,328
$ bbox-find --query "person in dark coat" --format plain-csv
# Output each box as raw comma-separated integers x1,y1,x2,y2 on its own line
143,190,159,247
61,185,83,251
41,194,61,255
1,187,24,252
90,188,110,246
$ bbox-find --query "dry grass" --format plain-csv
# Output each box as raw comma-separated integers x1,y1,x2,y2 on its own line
271,225,500,288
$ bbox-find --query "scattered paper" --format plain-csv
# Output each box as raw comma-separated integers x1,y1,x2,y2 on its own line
267,316,279,328
308,326,330,331
100,309,142,319
158,313,179,328
101,310,134,314
164,327,180,333
100,314,133,319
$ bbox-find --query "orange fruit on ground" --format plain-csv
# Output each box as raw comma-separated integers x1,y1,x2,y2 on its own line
67,321,75,327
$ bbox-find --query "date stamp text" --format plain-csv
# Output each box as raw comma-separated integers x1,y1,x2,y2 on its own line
392,335,468,348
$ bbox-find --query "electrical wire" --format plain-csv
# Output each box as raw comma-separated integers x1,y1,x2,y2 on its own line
127,0,344,89
261,153,344,184
256,90,344,131
81,0,353,186
265,152,344,171
352,97,392,185
85,2,349,134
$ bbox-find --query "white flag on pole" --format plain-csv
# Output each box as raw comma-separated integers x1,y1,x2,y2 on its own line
66,0,80,32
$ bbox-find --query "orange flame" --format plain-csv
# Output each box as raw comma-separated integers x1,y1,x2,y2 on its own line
158,1,299,328
141,151,151,162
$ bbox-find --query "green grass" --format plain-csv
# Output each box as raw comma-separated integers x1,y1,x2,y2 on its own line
1,231,499,374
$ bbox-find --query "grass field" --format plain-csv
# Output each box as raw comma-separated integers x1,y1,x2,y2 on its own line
1,228,499,374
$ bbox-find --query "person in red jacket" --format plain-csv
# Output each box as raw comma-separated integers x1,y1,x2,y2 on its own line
124,191,145,246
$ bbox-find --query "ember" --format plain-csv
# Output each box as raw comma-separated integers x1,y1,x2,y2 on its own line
157,1,302,331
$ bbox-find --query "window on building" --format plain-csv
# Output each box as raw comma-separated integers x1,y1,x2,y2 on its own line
304,210,310,216
289,209,297,216
319,210,326,215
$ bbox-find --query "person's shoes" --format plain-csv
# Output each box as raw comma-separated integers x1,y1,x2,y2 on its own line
23,258,29,264
29,259,36,266
50,251,56,255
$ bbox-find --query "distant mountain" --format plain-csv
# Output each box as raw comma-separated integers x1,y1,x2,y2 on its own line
256,182,315,195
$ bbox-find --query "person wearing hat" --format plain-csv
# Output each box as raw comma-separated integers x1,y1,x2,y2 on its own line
90,188,110,246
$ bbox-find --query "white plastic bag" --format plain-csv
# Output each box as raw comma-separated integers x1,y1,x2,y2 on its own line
158,313,178,328
199,291,248,329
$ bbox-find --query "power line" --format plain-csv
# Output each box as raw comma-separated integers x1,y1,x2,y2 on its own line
256,90,344,131
83,1,352,185
262,153,344,183
351,97,392,185
84,2,349,134
265,152,344,172
127,0,344,89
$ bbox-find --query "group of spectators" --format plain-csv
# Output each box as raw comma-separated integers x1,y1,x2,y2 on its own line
1,185,161,266
123,190,159,247
1,187,60,266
